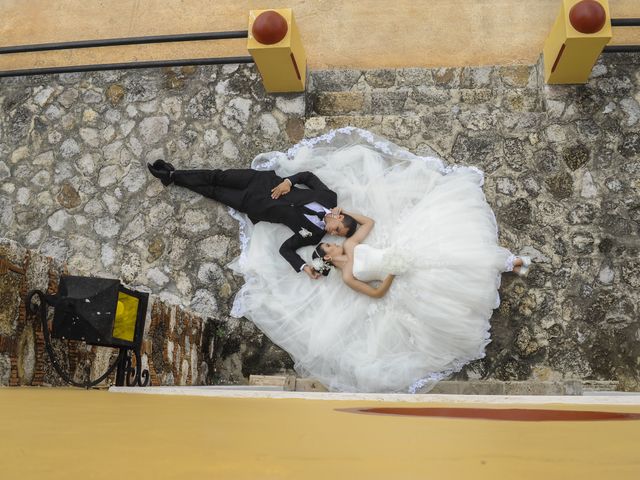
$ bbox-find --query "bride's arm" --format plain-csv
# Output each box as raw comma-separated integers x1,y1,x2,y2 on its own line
340,210,375,245
343,273,395,299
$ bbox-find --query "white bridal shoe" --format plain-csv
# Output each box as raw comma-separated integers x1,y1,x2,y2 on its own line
516,256,531,277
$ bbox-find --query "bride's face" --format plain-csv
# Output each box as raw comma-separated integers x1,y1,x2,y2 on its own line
321,242,344,260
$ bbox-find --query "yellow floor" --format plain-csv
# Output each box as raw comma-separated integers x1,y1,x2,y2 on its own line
1,389,639,479
1,1,639,72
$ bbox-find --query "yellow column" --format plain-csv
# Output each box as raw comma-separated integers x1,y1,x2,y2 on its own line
247,8,307,93
543,0,612,84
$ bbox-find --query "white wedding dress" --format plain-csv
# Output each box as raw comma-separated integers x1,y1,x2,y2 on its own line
228,127,515,393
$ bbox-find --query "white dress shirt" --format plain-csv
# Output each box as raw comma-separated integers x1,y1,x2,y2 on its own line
304,201,330,230
300,202,330,271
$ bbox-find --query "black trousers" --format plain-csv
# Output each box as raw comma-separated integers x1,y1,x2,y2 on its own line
172,168,262,211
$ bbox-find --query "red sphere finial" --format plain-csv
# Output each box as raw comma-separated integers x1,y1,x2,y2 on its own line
569,0,607,34
252,11,288,45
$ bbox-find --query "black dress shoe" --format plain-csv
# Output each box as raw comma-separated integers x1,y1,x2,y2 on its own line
147,161,174,186
152,159,175,172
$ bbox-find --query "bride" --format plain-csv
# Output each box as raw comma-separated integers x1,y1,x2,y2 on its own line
311,210,527,299
228,127,530,393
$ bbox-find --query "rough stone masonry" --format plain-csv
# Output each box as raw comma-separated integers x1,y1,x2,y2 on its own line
0,54,639,388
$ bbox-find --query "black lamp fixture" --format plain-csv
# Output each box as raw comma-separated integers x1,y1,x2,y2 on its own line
27,276,150,388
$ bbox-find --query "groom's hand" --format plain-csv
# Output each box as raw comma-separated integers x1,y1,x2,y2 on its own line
330,207,343,217
303,265,321,279
271,179,292,199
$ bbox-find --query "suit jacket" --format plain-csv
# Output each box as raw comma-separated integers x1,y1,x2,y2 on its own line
243,170,337,272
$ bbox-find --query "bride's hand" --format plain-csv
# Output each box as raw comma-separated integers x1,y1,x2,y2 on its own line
303,265,321,279
271,179,292,199
330,207,342,217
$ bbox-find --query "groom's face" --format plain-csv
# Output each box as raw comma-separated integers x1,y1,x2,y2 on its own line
324,215,348,237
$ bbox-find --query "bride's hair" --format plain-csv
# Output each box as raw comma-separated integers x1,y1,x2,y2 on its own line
311,244,332,276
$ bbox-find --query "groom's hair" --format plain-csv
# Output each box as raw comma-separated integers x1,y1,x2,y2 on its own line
342,214,357,237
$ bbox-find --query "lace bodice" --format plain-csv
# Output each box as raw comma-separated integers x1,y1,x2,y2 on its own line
352,244,409,282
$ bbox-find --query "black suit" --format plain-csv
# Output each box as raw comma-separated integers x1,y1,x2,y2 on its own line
172,168,337,271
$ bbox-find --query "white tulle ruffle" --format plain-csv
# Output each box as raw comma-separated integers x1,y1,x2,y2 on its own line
227,127,514,393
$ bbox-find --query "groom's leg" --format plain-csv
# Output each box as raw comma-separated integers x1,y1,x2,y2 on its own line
172,169,216,188
213,169,257,189
172,169,250,211
201,186,246,211
172,168,256,189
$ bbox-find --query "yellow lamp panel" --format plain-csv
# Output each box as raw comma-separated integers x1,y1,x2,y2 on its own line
112,291,139,342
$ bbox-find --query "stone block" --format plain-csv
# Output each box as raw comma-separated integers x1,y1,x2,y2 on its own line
433,67,462,88
295,378,328,392
371,91,408,114
545,171,574,200
503,381,582,396
498,65,536,89
0,353,11,385
249,374,295,391
460,88,494,105
0,273,21,336
501,89,543,113
410,86,451,107
322,115,384,131
460,66,493,88
313,92,365,115
364,69,397,89
309,70,362,92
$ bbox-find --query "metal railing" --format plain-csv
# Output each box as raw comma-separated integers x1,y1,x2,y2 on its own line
0,30,250,54
603,17,640,53
0,30,254,78
610,18,640,28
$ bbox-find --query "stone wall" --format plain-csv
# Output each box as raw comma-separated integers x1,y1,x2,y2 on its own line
1,56,639,389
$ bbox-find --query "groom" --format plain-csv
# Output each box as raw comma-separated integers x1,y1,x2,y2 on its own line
148,160,357,279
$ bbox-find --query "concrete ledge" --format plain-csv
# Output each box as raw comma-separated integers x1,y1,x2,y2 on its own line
210,378,588,395
109,386,640,405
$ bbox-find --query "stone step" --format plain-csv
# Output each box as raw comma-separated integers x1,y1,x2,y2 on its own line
422,380,583,396
246,377,625,396
248,375,329,392
304,114,425,139
248,374,296,391
308,65,542,94
580,380,620,392
303,112,548,153
186,385,286,392
307,86,544,117
305,64,544,117
303,114,451,160
302,113,550,165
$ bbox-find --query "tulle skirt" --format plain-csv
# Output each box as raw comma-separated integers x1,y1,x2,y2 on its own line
228,127,513,392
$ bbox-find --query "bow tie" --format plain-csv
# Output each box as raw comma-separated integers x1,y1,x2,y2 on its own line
303,206,327,221
310,210,326,221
